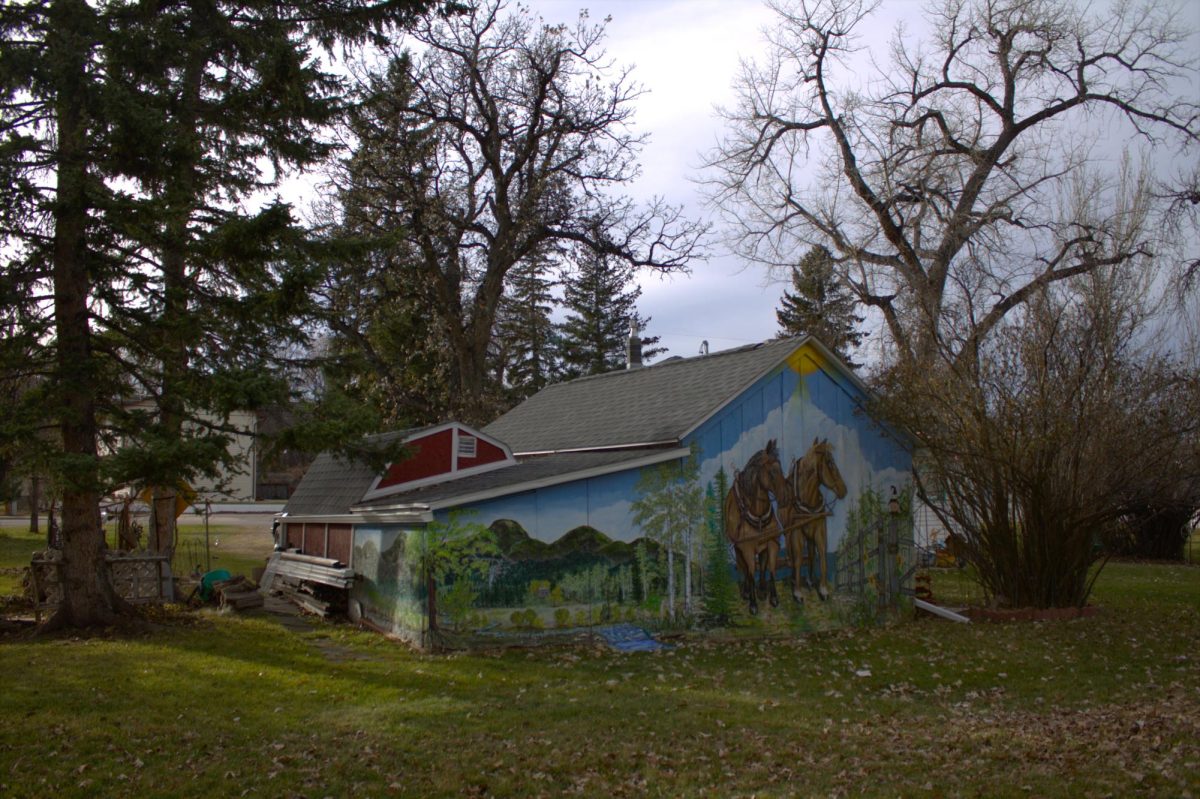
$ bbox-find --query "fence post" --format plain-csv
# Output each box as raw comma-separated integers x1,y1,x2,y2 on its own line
879,488,901,618
204,501,212,572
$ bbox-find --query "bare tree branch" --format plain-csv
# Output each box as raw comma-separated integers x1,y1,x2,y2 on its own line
704,0,1198,367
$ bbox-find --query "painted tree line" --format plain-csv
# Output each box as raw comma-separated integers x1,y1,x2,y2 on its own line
0,0,702,628
436,460,739,628
631,456,739,624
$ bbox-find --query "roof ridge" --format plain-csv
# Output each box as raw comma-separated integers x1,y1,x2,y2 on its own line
481,335,815,453
548,337,799,389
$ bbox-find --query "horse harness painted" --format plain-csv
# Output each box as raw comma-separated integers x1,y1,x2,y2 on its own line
783,459,834,530
731,467,781,545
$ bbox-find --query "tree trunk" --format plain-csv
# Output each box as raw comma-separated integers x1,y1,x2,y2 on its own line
683,526,693,613
47,498,59,550
1118,508,1195,561
117,500,138,550
666,503,677,621
666,547,675,621
43,0,123,629
149,487,178,553
28,474,39,534
146,46,205,561
426,572,438,632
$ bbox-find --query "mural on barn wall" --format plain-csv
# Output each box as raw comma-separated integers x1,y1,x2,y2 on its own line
399,342,914,640
350,525,426,645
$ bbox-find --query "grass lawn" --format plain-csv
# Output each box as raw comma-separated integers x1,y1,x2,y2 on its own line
169,523,272,580
0,516,272,604
0,561,1196,798
0,528,42,596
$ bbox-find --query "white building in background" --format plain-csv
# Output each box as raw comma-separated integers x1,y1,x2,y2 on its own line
193,408,259,503
2,406,281,517
118,400,259,504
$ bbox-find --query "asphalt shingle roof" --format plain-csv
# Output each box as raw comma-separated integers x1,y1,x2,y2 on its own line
283,450,379,516
354,448,676,510
283,430,413,516
284,338,809,516
482,337,804,453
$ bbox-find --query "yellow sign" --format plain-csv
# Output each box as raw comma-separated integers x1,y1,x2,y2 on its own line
137,482,197,518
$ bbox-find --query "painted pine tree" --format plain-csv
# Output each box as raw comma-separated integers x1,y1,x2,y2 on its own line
634,539,658,605
702,467,739,623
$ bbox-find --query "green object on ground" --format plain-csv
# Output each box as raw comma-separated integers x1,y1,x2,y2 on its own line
199,569,232,601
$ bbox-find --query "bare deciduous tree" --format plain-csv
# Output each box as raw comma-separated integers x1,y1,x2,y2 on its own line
878,269,1200,607
706,0,1199,366
331,0,707,423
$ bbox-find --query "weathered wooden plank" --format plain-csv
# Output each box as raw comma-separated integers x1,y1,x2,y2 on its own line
913,598,970,623
279,551,345,568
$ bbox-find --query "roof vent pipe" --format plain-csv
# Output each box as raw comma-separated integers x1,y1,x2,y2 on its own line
700,340,709,356
626,320,643,370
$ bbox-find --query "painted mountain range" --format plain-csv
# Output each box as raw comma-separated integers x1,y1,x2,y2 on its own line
462,519,665,607
487,519,661,563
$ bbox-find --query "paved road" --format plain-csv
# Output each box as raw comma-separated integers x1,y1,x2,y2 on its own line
1,511,278,533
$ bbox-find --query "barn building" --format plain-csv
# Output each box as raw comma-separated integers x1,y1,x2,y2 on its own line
278,336,912,646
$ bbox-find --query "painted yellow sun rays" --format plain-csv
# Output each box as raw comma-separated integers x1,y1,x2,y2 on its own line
786,343,833,377
785,343,832,403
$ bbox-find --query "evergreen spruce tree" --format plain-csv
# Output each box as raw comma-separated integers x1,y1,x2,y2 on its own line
776,246,865,366
559,251,664,377
319,60,463,428
494,256,561,401
0,0,431,628
104,2,431,556
702,467,739,624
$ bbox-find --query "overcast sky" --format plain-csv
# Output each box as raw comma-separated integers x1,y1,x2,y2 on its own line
521,0,928,361
527,0,789,359
317,0,1196,365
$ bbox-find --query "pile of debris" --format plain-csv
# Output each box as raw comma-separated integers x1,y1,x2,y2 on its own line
260,551,354,620
210,575,264,611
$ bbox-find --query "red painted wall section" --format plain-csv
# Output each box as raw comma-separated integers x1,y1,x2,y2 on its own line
377,429,454,489
457,435,508,470
372,426,512,494
304,523,326,557
285,523,303,550
327,524,352,565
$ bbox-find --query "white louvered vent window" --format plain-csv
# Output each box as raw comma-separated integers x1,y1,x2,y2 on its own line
457,434,477,458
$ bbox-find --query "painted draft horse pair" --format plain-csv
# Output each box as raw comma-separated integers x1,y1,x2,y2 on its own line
723,439,847,614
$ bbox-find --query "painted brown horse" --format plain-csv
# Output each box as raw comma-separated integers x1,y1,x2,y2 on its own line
723,440,788,614
780,438,847,603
